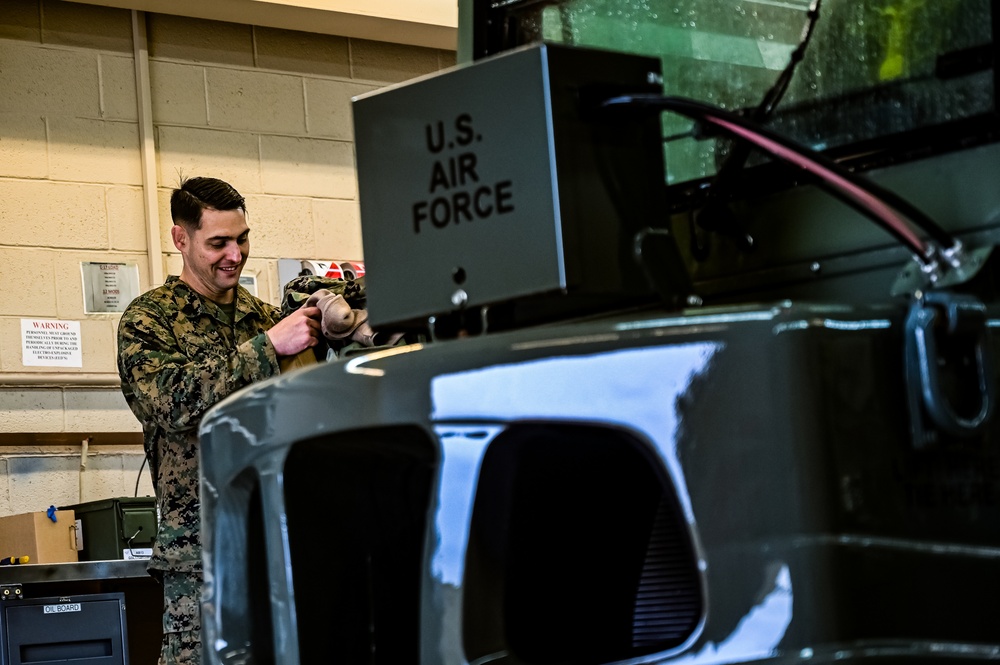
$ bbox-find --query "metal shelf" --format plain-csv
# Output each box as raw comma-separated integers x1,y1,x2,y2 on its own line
0,559,150,585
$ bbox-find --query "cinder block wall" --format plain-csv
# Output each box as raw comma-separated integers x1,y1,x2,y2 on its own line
0,0,453,515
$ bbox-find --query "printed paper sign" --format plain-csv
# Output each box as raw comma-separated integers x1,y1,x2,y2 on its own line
81,261,140,313
21,319,83,367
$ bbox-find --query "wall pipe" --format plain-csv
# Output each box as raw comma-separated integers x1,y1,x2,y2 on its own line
132,10,164,288
0,374,121,388
80,436,91,503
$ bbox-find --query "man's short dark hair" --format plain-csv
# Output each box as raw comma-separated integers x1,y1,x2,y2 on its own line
171,177,247,230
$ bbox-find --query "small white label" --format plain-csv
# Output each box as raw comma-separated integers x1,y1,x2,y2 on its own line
123,548,152,560
44,603,82,614
74,519,83,551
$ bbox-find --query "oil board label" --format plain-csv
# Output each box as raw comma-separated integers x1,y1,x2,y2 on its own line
44,603,82,614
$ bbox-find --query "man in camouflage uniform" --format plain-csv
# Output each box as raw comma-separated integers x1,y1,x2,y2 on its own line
117,177,321,665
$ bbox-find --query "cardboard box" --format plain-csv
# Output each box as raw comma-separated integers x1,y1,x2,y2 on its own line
0,510,78,564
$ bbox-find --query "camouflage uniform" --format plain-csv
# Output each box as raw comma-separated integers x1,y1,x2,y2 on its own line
281,275,368,359
117,276,282,664
281,274,366,315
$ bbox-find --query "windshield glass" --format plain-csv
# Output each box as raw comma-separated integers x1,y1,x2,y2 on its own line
483,0,995,184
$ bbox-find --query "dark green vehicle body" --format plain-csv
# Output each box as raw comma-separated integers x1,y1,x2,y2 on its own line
199,295,1000,664
200,1,1000,663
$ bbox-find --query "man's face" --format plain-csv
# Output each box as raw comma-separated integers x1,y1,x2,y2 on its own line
172,207,250,302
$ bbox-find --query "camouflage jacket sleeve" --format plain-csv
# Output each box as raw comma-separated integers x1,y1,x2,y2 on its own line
282,275,366,317
117,295,281,436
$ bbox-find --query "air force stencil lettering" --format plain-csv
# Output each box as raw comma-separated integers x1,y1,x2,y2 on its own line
412,113,515,233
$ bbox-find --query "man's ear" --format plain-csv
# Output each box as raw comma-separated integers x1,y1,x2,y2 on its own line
170,224,187,252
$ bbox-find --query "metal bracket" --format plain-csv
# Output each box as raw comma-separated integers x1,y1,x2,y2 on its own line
891,243,994,297
904,291,996,448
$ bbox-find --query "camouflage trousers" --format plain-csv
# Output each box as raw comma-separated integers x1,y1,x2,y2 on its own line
159,570,203,665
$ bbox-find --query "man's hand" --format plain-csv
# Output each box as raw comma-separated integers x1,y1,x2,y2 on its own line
266,306,322,356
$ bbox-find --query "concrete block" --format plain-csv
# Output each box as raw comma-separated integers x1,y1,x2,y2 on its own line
0,180,109,249
78,453,130,502
123,452,155,497
0,0,41,43
238,258,274,304
349,38,441,84
305,78,377,140
0,458,11,516
0,113,47,178
135,254,154,293
48,117,142,185
243,194,316,259
100,54,139,121
314,199,363,260
79,320,119,374
148,13,253,67
243,259,276,305
0,319,27,371
255,26,350,78
207,67,306,135
64,389,141,433
0,41,99,116
6,454,78,514
0,320,12,371
149,60,208,126
53,253,88,320
260,135,356,199
163,253,183,277
0,249,58,318
78,451,153,502
0,390,64,433
107,186,148,252
156,125,262,195
41,0,132,53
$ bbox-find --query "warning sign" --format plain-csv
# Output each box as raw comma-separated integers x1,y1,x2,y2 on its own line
21,319,83,367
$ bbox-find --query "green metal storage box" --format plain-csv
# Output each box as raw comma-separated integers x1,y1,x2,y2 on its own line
62,497,157,562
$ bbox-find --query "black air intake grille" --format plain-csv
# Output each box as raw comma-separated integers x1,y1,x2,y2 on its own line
283,426,436,664
632,496,703,647
463,423,703,665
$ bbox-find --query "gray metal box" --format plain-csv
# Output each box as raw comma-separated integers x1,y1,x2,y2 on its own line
353,43,667,328
0,593,129,665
